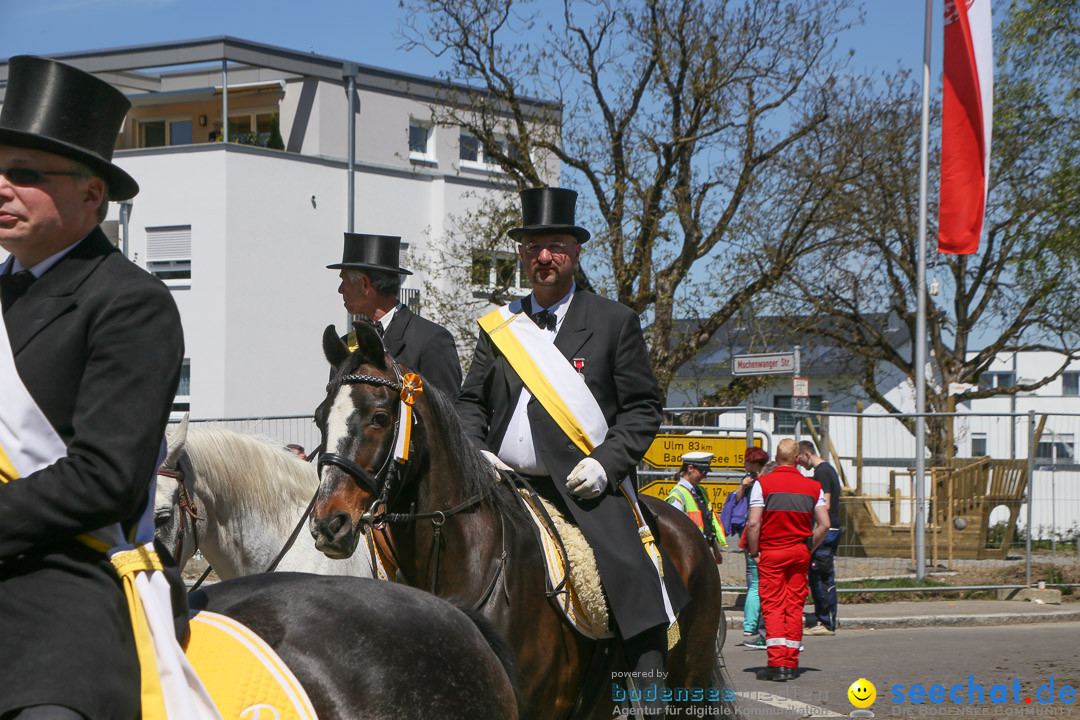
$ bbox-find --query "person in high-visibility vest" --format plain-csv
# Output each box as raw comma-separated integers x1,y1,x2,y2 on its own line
665,451,727,564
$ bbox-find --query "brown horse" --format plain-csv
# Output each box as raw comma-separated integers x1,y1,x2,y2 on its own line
310,324,737,719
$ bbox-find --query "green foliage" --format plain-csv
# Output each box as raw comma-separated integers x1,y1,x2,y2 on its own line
267,114,285,151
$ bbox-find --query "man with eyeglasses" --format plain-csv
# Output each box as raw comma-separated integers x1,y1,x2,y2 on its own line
0,56,185,719
459,186,689,706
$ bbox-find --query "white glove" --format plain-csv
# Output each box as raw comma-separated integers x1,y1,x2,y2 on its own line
481,450,513,478
566,457,608,499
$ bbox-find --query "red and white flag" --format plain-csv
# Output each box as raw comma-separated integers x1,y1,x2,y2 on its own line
938,0,993,255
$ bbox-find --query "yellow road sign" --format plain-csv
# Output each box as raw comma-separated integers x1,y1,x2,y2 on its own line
640,479,739,509
642,434,761,469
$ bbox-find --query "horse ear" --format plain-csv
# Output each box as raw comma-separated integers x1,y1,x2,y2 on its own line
323,324,350,368
350,321,387,369
164,412,189,468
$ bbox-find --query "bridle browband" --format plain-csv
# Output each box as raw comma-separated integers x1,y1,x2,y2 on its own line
318,370,407,523
316,359,488,595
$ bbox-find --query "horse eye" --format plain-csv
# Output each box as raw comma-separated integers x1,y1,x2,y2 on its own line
154,512,172,529
371,411,390,427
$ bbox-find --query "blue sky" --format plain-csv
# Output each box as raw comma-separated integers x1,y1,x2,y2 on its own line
3,0,946,86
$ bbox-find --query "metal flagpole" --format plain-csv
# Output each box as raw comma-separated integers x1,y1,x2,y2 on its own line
914,0,934,582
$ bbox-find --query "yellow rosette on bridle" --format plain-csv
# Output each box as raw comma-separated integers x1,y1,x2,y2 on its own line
393,373,423,463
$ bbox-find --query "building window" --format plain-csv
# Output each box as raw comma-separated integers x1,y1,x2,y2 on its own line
399,287,420,313
172,359,190,414
773,395,823,434
459,131,518,169
971,433,987,457
978,372,1015,390
228,111,278,147
459,131,480,163
1063,372,1079,396
409,121,434,161
146,225,192,284
1036,433,1075,463
139,118,194,148
471,250,531,295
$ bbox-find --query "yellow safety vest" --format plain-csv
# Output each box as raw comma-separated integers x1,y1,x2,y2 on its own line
666,484,727,547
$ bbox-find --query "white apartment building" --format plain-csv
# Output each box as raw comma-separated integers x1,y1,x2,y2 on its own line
1,37,558,420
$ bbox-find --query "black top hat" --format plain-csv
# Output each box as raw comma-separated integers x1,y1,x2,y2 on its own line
507,187,591,243
327,233,413,275
0,56,138,200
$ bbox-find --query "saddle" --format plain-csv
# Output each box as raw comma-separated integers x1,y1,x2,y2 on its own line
509,472,682,650
512,481,612,639
184,610,319,719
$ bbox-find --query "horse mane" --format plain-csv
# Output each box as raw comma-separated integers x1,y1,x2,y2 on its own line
184,427,317,521
422,378,524,520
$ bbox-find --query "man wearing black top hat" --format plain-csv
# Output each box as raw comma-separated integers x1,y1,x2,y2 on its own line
328,233,461,397
0,56,184,718
458,187,688,699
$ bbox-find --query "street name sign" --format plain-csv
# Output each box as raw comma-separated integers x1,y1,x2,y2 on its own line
732,352,796,376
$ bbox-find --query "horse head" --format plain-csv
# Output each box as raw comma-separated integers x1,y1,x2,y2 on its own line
311,323,424,558
155,413,198,569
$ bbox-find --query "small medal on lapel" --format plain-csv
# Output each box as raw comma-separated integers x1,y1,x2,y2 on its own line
573,357,586,381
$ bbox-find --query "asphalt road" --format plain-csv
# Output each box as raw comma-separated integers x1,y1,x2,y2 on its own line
720,622,1080,719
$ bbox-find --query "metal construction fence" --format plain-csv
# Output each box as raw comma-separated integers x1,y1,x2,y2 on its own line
168,415,322,458
654,406,1080,589
173,406,1080,589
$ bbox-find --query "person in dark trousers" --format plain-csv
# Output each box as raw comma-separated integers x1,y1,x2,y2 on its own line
459,187,688,708
798,440,843,635
329,233,462,397
746,439,829,682
0,56,184,719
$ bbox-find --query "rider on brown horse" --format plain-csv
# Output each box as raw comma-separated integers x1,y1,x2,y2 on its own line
458,187,690,709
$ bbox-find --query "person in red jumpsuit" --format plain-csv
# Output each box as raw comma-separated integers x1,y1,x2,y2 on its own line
745,438,830,682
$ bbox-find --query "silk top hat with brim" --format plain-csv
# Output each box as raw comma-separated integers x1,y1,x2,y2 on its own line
0,55,138,200
327,233,413,275
507,187,591,243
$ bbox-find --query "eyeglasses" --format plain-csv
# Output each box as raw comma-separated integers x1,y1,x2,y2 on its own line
0,168,83,186
520,241,577,258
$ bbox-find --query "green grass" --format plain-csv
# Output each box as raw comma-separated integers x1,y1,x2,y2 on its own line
836,577,996,603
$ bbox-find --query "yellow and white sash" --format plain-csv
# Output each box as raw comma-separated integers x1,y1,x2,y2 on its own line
477,302,676,628
0,308,220,719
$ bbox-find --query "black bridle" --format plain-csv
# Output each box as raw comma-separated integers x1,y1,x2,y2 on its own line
318,369,408,527
316,361,488,595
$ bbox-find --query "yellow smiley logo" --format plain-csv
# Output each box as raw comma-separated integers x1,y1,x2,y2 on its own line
848,678,876,709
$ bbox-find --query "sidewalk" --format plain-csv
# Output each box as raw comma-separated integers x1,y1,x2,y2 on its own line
723,599,1080,630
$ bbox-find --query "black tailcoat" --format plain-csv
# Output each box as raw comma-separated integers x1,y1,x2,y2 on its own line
458,288,689,639
346,304,462,398
0,228,183,718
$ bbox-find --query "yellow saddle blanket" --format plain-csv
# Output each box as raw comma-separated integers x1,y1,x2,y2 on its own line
517,488,612,639
185,611,318,720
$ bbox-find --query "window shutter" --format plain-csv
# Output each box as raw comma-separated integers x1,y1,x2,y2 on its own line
146,226,191,260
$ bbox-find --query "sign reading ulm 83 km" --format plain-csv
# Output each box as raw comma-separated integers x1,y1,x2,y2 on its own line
642,435,763,469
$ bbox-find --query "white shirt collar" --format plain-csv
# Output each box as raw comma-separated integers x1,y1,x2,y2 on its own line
378,302,403,332
5,233,90,278
530,281,576,331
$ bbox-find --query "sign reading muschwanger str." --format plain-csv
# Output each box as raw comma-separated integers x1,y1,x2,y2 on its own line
732,352,796,376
